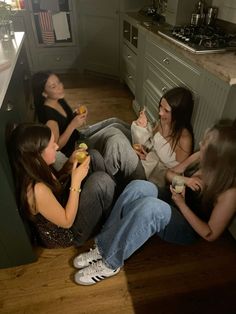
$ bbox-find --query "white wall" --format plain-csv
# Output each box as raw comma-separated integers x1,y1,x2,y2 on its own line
212,0,236,24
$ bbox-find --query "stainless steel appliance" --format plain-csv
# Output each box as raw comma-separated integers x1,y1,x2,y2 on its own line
158,25,236,54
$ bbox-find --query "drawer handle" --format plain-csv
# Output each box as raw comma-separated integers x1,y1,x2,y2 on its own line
56,57,61,61
128,75,133,79
161,87,167,93
5,102,14,112
132,36,138,40
127,55,131,59
163,58,169,65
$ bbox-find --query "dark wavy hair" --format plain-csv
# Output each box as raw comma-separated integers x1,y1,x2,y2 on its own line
32,71,53,122
159,86,194,152
8,123,61,219
201,119,236,214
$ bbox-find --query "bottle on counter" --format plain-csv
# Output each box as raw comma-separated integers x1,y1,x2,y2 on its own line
191,0,206,26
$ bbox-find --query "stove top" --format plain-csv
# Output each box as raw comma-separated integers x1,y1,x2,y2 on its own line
158,25,236,54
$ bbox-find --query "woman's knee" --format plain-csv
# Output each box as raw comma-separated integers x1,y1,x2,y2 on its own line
136,197,171,229
86,171,116,195
125,180,158,197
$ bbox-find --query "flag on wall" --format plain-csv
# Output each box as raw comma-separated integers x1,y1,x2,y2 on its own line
38,11,55,45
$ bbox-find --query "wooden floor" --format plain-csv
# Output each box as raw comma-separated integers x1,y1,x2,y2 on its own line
1,74,236,314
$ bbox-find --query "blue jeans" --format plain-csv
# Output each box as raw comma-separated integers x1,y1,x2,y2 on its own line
95,180,172,269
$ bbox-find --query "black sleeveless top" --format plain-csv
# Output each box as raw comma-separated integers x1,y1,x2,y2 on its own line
30,179,75,248
39,99,80,157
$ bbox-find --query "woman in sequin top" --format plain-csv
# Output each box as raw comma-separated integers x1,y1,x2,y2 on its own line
8,123,116,248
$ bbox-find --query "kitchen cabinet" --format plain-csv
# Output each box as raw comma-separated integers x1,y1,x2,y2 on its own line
125,15,236,148
133,26,201,135
76,0,149,77
20,0,79,72
0,34,36,268
121,14,139,94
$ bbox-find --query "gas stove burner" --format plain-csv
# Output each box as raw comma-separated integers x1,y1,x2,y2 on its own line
158,24,236,54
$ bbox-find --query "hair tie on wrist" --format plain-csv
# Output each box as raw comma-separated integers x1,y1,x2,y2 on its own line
69,187,81,193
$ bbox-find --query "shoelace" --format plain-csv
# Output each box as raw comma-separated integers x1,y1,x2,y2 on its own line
82,260,107,275
78,247,100,263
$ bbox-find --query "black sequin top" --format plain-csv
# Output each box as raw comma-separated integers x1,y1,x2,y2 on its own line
32,213,74,248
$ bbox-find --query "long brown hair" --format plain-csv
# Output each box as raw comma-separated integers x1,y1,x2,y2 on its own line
8,123,61,218
159,87,194,153
201,119,236,212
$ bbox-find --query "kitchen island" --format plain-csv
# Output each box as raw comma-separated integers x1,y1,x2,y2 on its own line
0,32,36,268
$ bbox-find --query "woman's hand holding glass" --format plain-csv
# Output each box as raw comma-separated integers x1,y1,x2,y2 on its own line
71,155,90,187
136,109,148,128
170,185,186,208
132,143,147,160
72,105,88,129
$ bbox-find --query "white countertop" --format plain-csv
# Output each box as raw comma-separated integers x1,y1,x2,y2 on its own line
0,32,25,108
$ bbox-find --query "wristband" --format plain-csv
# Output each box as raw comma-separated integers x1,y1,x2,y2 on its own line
69,187,81,193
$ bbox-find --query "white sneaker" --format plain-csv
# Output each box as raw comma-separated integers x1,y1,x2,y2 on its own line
73,246,102,269
74,260,120,285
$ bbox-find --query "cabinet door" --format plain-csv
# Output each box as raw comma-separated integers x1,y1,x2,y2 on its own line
77,0,120,76
0,58,36,268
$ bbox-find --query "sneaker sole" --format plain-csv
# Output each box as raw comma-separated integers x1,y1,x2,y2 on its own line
74,268,120,286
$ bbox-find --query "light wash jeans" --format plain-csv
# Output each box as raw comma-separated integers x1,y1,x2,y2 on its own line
95,180,172,269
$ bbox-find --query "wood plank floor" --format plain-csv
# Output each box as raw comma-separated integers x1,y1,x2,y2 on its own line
1,74,236,314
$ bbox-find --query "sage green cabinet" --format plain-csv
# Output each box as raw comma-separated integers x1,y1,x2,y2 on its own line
0,42,36,269
121,14,139,94
133,27,201,138
130,22,236,148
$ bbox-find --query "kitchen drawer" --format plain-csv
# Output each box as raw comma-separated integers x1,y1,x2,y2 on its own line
123,20,131,42
143,59,181,98
142,86,159,123
36,49,78,71
123,60,136,95
122,43,137,68
145,37,200,90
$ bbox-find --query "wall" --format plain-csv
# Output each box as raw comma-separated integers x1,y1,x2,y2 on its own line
212,0,236,24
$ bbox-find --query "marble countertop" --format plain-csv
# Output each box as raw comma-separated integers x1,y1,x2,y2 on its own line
126,12,236,86
0,32,25,108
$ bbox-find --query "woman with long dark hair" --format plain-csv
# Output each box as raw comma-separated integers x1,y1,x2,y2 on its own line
32,72,131,158
94,86,194,187
8,123,116,248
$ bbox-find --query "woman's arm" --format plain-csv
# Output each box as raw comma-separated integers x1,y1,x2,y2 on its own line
34,157,90,228
166,152,200,182
171,187,236,241
46,113,86,150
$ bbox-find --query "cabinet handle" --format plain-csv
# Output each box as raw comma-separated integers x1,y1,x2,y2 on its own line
163,58,169,65
132,36,138,40
161,87,167,93
56,57,61,61
5,102,14,111
127,55,131,59
128,75,133,79
124,30,129,33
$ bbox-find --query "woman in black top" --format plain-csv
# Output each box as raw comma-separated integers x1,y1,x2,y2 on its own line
32,72,131,157
33,72,86,157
